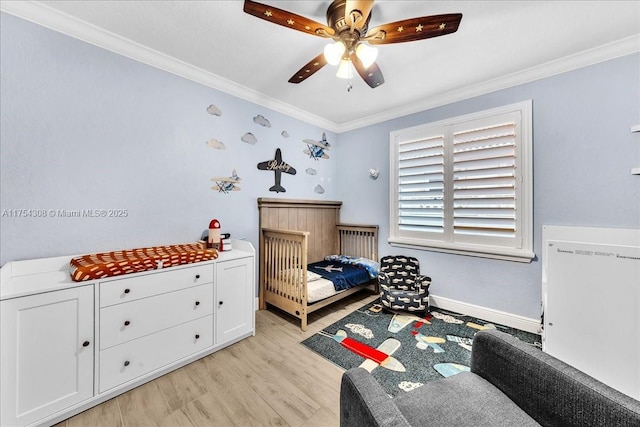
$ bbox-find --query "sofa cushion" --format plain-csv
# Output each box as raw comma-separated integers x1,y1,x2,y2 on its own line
394,372,540,426
471,329,640,426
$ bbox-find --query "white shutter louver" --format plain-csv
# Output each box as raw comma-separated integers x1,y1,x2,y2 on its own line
397,135,445,234
452,122,518,242
389,100,532,262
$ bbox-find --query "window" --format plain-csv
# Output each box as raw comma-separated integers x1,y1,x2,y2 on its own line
389,100,534,262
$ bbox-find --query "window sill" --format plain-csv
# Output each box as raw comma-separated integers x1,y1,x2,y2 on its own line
388,237,535,263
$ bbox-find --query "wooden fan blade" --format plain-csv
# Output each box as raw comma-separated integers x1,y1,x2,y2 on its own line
351,53,384,88
345,0,374,31
244,0,335,38
288,53,328,84
366,13,462,44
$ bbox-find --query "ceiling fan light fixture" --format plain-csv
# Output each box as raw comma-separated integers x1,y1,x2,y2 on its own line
355,43,378,69
323,41,346,66
336,58,354,79
243,0,462,88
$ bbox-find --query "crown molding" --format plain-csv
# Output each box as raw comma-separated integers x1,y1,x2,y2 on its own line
0,1,339,132
335,35,640,133
2,1,638,134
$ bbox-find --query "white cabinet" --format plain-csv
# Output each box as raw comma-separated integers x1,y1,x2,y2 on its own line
0,285,94,427
99,283,213,350
0,240,255,427
98,263,215,392
215,256,255,345
99,314,213,392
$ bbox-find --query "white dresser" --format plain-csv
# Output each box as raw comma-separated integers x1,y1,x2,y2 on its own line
0,240,255,427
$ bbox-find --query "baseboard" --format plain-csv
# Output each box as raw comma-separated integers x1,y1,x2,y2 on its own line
254,293,541,334
429,294,542,335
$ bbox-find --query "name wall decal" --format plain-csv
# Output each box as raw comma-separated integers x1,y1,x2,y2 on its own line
257,148,297,193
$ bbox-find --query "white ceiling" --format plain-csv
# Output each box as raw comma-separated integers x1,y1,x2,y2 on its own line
2,1,639,132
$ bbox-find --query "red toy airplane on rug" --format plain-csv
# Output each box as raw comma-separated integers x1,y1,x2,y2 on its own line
319,330,405,372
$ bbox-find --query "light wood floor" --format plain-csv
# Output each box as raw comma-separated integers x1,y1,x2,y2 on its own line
55,291,378,427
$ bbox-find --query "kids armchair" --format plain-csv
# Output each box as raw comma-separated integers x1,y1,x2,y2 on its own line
378,255,430,315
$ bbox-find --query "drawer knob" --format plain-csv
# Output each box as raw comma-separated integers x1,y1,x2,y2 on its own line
219,301,223,306
195,301,200,306
124,288,131,294
195,274,200,279
195,334,200,339
82,340,90,347
124,320,131,326
124,360,130,367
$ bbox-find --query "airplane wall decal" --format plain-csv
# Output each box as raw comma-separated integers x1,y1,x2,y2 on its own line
257,148,297,193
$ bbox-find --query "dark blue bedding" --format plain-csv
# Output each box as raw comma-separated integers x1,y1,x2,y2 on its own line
308,260,371,291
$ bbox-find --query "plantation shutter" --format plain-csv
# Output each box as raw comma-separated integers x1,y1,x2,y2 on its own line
451,114,520,246
397,135,445,234
389,100,532,261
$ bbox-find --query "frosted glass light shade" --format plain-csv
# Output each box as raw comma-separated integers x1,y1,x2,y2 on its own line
355,43,378,69
336,59,353,79
324,41,346,66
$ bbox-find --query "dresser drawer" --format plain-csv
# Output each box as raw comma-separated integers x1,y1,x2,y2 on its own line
99,283,213,350
100,263,213,307
99,314,213,393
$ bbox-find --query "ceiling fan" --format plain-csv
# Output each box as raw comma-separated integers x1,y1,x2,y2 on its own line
243,0,462,88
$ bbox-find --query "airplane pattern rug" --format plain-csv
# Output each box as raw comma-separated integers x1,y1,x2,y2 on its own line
301,299,541,397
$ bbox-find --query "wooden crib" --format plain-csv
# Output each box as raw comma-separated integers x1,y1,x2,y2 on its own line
258,198,378,331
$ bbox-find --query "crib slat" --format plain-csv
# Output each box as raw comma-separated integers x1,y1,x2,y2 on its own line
261,223,377,331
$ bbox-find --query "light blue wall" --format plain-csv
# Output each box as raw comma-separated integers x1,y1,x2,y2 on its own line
335,53,640,319
0,13,336,265
2,13,638,320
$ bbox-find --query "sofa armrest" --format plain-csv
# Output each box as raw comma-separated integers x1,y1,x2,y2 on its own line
340,368,411,427
471,329,640,427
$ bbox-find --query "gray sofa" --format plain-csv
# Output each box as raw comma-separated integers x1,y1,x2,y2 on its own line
340,329,640,426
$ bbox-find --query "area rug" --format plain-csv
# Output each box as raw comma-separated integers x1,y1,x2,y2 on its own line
302,299,541,397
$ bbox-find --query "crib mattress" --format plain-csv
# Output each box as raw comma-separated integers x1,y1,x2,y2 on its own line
70,242,218,282
307,277,339,303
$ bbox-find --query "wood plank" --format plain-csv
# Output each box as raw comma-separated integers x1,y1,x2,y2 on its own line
258,198,342,209
154,358,209,411
65,397,122,427
224,342,321,426
61,292,379,427
170,392,235,426
116,380,173,426
200,352,286,426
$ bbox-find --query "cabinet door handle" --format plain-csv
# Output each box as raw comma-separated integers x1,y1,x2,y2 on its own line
195,334,200,339
124,320,131,326
195,301,200,306
218,301,223,306
195,274,200,279
82,340,90,347
124,288,131,294
124,360,130,367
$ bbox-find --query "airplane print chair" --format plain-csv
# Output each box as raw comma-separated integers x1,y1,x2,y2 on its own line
378,255,431,314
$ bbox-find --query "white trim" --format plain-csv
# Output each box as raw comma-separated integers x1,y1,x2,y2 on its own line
388,238,535,263
336,36,640,132
429,294,542,335
0,1,338,132
1,2,638,133
389,101,534,262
